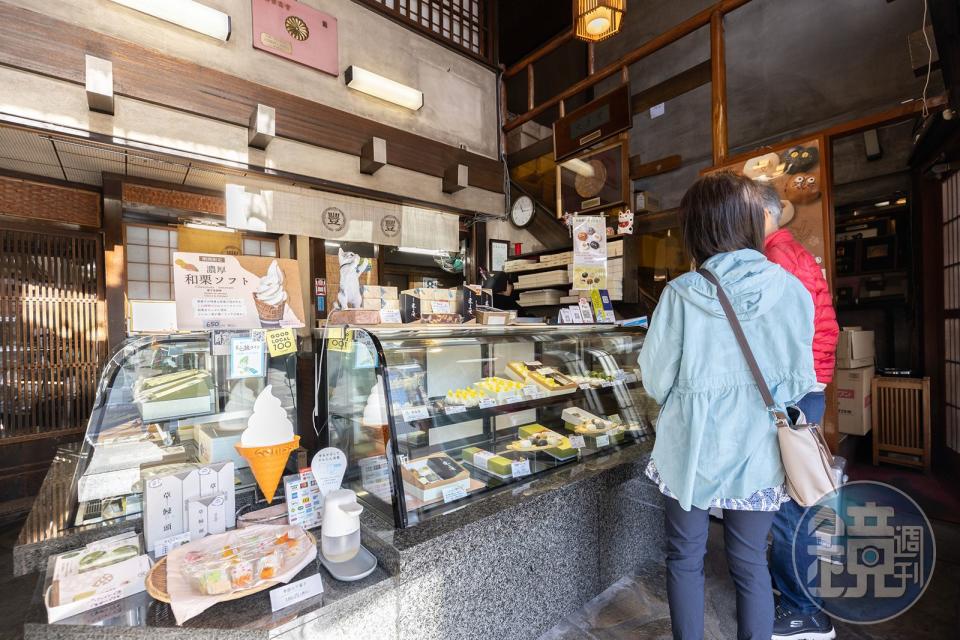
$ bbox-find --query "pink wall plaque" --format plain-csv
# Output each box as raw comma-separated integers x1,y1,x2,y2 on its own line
252,0,338,76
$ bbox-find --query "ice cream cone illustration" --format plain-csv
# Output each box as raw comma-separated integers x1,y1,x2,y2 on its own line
236,385,298,503
253,260,288,326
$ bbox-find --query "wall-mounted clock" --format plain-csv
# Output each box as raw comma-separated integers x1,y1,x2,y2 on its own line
510,195,535,229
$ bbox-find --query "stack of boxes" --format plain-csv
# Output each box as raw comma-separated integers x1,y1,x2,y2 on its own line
835,327,875,435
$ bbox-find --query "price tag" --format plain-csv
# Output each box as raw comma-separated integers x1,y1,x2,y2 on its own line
595,434,610,447
432,300,452,313
327,328,354,353
478,398,497,409
522,386,539,397
380,309,402,324
569,435,586,449
270,573,324,612
441,484,468,503
531,392,546,400
444,405,467,415
623,373,638,384
613,370,627,380
401,406,430,422
265,328,297,357
503,395,523,405
511,459,532,478
153,531,191,558
579,383,592,390
601,381,614,388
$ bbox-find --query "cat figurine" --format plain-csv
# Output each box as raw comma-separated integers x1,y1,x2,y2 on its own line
617,210,634,235
335,248,363,310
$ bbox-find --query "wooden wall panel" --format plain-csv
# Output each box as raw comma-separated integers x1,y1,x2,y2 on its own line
0,176,100,227
0,3,503,194
122,183,225,216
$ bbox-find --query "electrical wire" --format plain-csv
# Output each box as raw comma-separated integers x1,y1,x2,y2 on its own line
921,0,933,118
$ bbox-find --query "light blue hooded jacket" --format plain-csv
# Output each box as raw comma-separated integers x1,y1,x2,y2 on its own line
639,249,816,511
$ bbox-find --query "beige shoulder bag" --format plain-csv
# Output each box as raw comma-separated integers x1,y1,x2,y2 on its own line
699,269,838,507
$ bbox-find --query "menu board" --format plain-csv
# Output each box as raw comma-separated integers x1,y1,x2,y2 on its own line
172,253,305,330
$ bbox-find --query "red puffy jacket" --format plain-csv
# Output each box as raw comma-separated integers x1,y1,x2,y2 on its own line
764,229,839,384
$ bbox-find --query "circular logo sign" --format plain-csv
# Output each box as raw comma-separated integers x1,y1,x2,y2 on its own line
791,480,936,624
322,207,346,232
380,214,400,238
284,16,310,41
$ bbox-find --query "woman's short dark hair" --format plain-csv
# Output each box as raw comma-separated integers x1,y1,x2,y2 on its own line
679,171,766,265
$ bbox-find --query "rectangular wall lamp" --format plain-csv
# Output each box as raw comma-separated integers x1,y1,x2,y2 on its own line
345,66,423,111
108,0,231,42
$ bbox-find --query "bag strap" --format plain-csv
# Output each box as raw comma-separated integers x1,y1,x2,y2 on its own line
698,269,790,428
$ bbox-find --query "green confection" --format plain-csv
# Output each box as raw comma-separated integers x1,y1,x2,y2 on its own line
487,455,513,475
518,423,549,439
461,447,482,464
546,445,577,460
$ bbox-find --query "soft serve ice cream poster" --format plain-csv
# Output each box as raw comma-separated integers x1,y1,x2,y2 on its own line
172,253,305,330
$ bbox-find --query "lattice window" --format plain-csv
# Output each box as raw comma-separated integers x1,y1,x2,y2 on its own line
357,0,491,62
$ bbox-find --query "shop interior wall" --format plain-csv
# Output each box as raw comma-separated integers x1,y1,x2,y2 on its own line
3,0,499,161
591,0,942,209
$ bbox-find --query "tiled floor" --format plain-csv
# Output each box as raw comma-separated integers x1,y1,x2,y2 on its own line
540,519,959,640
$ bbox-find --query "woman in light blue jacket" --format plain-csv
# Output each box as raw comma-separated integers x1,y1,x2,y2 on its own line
639,172,816,640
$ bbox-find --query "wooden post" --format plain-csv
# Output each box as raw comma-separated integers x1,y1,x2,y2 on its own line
587,41,595,75
710,10,728,165
101,175,126,351
527,64,535,112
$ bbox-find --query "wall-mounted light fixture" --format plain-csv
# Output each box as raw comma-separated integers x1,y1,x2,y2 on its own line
85,55,114,115
574,0,625,43
108,0,231,42
345,66,423,111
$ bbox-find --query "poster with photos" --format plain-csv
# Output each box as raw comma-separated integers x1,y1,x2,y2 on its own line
706,136,829,270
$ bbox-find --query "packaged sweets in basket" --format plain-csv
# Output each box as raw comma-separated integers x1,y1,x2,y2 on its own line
181,525,309,595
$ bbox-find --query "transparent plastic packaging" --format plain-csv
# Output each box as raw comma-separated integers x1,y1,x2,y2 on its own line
180,525,308,595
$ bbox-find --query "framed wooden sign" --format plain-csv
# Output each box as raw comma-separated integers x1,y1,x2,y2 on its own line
553,84,632,162
557,140,629,215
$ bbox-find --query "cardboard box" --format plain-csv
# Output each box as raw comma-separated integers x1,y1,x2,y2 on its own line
836,366,874,435
837,328,875,369
360,297,401,311
360,285,398,299
400,287,459,322
198,424,248,469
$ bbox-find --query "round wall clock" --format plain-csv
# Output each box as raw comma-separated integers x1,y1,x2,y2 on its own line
510,195,535,229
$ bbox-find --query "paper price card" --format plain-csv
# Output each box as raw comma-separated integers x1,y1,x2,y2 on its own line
442,485,468,503
444,405,467,415
569,435,586,449
153,531,191,558
401,406,430,422
511,459,532,478
595,434,610,447
270,574,324,612
327,328,354,353
478,398,497,409
266,328,297,357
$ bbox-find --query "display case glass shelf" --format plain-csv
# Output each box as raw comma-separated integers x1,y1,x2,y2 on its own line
319,325,657,528
71,331,298,528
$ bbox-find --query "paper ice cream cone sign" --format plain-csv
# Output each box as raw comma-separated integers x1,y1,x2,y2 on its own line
254,260,288,326
236,385,298,503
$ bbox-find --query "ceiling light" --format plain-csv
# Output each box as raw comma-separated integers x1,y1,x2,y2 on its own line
397,247,448,256
874,201,891,207
575,0,626,43
896,197,907,205
108,0,231,42
345,66,423,111
183,221,236,233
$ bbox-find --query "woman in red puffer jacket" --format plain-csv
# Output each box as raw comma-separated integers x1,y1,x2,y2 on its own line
758,184,840,640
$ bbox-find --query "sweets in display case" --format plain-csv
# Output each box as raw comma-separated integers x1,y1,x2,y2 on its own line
133,369,214,421
444,387,489,407
181,526,311,595
400,453,470,502
506,424,575,459
473,377,525,402
460,447,513,477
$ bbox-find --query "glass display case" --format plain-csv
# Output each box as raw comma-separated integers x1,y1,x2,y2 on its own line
71,331,298,528
320,325,657,528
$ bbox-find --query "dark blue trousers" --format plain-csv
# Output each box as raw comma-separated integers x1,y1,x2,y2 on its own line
664,498,777,640
770,390,827,614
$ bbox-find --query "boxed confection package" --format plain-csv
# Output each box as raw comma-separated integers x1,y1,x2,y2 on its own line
837,327,875,369
399,287,460,322
360,285,400,311
197,423,249,469
461,284,493,320
836,366,874,435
